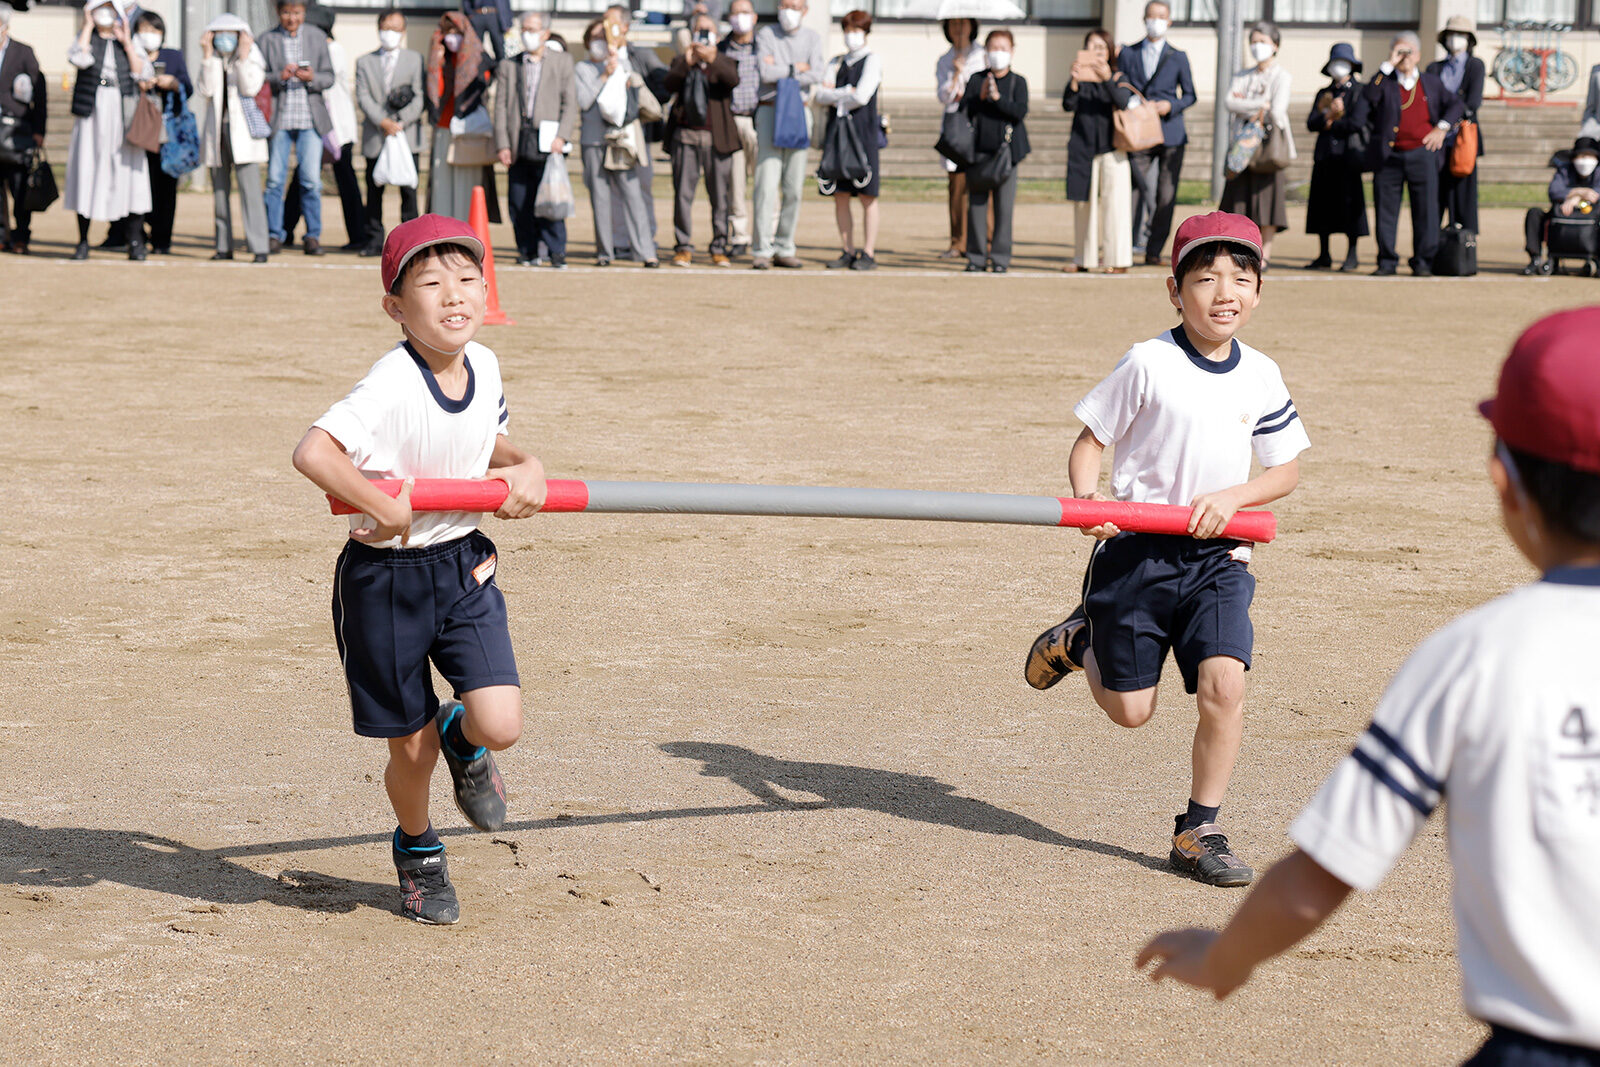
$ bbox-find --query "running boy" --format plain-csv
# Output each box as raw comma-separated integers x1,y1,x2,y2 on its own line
1025,212,1309,887
291,214,547,925
1138,307,1600,1065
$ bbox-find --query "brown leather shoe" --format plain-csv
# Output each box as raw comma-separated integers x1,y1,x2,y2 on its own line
303,237,326,256
773,255,803,269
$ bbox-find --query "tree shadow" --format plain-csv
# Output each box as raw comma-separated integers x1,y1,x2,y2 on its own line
659,741,1167,872
0,818,393,916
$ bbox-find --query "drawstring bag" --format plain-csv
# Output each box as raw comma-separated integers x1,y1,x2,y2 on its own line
816,111,871,195
533,157,576,219
772,77,809,149
159,83,201,177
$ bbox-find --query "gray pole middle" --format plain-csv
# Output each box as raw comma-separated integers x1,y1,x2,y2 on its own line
1211,0,1242,203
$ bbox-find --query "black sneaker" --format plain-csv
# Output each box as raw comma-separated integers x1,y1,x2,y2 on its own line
436,703,507,832
1169,819,1255,887
849,253,877,271
393,844,460,924
826,250,858,270
1025,604,1087,690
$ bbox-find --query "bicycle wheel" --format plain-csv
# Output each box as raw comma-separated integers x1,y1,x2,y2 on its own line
1510,50,1543,92
1548,51,1578,92
1492,48,1517,87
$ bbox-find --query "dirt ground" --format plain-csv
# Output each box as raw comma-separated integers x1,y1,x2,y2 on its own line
1,190,1595,1064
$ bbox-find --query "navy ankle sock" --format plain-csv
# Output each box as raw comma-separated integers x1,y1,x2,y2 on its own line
1181,800,1220,832
394,824,442,855
442,706,485,762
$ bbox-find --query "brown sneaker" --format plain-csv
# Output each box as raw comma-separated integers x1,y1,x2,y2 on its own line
1025,605,1087,690
712,253,731,267
1170,821,1255,887
773,254,803,268
672,249,692,267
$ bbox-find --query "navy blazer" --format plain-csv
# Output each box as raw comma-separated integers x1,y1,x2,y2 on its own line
1354,69,1464,168
1306,79,1365,164
1116,40,1193,148
1425,54,1485,155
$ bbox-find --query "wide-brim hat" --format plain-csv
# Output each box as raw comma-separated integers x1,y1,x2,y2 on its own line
1321,41,1361,77
1438,15,1477,50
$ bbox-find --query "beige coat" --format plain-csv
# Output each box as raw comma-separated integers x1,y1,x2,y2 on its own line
197,51,268,168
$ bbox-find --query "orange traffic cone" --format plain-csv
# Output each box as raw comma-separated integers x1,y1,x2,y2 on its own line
469,185,513,326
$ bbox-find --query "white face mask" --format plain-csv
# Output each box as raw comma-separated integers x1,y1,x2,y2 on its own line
92,8,117,28
1576,156,1599,178
379,29,403,51
588,39,608,61
1327,60,1351,80
1447,33,1468,54
1145,18,1168,39
778,8,802,32
443,32,463,52
1250,40,1275,63
521,30,543,52
986,49,1010,71
731,11,754,34
138,31,162,52
843,30,864,51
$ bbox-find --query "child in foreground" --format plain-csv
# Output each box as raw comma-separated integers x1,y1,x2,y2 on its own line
1026,212,1310,887
1139,307,1600,1066
292,214,547,925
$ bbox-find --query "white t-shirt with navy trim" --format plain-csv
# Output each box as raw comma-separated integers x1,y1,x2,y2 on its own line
1073,327,1310,516
313,340,509,549
1291,568,1600,1048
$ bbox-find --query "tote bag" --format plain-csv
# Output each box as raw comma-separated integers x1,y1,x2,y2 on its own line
1248,117,1291,174
1112,88,1163,154
126,92,165,153
159,84,201,177
772,77,810,149
1449,119,1478,178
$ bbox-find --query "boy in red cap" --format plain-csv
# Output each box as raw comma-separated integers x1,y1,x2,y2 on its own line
1138,307,1600,1064
291,214,547,924
1025,211,1310,886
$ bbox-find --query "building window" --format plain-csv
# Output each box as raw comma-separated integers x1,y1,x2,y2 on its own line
1477,0,1580,22
1171,0,1419,23
829,0,1098,16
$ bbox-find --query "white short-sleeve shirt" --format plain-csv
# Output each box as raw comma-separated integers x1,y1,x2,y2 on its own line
1073,327,1310,511
313,340,509,549
1291,568,1600,1048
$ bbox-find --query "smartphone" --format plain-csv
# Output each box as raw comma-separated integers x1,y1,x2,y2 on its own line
604,19,625,50
693,29,712,46
153,60,167,75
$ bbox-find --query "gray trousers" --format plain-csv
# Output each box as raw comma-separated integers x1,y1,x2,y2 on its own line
1128,142,1184,257
670,130,732,254
212,160,269,256
582,144,656,263
967,168,1017,269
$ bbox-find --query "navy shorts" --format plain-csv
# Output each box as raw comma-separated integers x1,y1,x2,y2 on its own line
1081,532,1255,695
1463,1026,1600,1066
332,530,520,738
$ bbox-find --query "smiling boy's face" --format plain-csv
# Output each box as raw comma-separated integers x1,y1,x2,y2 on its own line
381,249,486,355
1167,249,1261,348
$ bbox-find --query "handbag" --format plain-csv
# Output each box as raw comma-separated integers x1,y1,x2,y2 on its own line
238,81,272,139
1450,119,1478,178
1248,116,1291,174
680,65,709,128
24,149,57,212
1112,87,1163,154
965,124,1014,193
935,108,975,169
772,77,810,150
816,110,871,196
159,83,201,177
127,91,165,154
446,130,496,166
384,84,416,114
253,81,273,124
1225,116,1264,179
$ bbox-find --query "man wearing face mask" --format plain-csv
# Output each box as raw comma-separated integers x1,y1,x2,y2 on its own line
720,0,760,258
356,9,424,255
1425,16,1483,236
493,12,576,267
1354,30,1462,277
1117,1,1192,266
1522,137,1600,276
751,0,822,269
0,2,47,255
258,0,336,255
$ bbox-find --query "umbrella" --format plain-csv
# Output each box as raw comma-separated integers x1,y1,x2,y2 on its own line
900,0,1026,21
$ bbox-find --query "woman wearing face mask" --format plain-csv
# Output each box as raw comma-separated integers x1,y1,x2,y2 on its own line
573,18,658,267
426,10,497,222
197,14,270,262
1219,21,1294,268
1304,42,1367,272
1425,16,1484,235
64,0,153,260
935,17,984,260
127,11,188,254
959,29,1027,273
814,9,882,270
1062,27,1132,274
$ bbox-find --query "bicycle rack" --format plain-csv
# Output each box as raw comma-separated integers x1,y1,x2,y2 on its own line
1491,20,1579,108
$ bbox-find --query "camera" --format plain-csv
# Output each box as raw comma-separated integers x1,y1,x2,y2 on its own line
693,28,713,45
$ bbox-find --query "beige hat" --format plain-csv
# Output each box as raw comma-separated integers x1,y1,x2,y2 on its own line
1438,15,1477,50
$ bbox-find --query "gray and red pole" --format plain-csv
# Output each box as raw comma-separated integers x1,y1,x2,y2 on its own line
328,479,1278,542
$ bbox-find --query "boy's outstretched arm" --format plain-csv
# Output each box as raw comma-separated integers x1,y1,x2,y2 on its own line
1188,459,1299,539
292,427,414,545
1136,847,1352,999
487,437,548,520
1068,425,1120,540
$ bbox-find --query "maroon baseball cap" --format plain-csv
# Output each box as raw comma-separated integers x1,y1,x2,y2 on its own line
1479,307,1600,475
381,214,485,293
1170,212,1264,277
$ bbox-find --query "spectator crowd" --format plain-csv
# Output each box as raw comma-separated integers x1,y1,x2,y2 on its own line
1,0,1597,277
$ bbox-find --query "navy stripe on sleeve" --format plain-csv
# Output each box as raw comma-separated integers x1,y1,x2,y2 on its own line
1256,400,1294,426
1365,723,1445,794
1252,410,1300,437
497,409,508,425
1351,748,1437,815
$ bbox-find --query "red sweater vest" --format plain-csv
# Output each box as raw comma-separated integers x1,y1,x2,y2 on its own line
1394,78,1432,151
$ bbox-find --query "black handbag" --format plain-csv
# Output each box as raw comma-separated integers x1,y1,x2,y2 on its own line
934,109,974,169
0,114,32,167
816,112,871,196
24,150,57,213
680,66,709,129
965,124,1014,194
384,84,416,114
1432,224,1477,276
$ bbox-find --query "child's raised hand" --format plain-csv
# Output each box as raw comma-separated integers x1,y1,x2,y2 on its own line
351,478,414,546
1187,489,1241,539
1135,928,1243,998
488,458,547,520
1078,491,1119,540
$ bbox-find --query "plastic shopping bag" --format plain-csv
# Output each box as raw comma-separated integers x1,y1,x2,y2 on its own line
596,67,629,128
372,132,418,188
533,157,576,220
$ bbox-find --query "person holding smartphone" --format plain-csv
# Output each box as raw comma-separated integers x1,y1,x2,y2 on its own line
257,0,336,255
664,12,741,266
130,11,189,254
64,0,154,261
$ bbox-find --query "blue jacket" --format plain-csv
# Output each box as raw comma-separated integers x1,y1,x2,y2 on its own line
1547,152,1598,206
1115,39,1193,148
